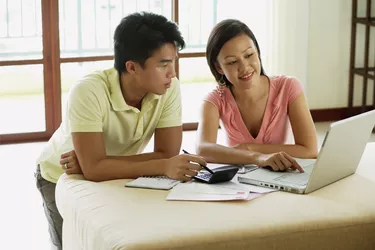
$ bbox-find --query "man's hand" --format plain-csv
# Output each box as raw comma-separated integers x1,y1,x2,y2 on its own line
60,150,83,175
164,154,207,181
256,152,304,172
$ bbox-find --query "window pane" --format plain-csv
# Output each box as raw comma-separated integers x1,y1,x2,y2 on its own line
59,0,172,58
178,0,215,53
0,0,43,60
60,60,114,115
179,57,216,123
0,65,46,134
179,0,271,53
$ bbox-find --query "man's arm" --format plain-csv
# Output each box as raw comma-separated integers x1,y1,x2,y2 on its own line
72,130,204,182
106,126,182,161
72,132,167,181
153,126,182,157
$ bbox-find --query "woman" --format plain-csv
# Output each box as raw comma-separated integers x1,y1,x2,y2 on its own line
196,19,318,172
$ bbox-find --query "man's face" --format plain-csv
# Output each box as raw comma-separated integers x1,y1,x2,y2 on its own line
136,43,177,95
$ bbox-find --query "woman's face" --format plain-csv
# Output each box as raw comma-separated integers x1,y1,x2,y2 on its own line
216,34,261,90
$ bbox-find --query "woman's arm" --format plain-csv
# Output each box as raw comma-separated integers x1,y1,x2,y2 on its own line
236,94,318,159
196,101,303,171
196,101,262,164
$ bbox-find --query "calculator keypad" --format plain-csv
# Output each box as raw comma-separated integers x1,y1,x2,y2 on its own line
197,172,212,181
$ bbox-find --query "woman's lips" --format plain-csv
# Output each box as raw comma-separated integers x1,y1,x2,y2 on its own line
239,72,254,81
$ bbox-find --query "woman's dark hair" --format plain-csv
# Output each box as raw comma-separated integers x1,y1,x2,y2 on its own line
206,19,266,86
114,12,185,74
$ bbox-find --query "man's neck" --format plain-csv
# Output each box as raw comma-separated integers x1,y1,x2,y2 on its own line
119,72,147,108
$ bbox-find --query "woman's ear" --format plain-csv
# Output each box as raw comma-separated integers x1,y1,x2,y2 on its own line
215,62,224,75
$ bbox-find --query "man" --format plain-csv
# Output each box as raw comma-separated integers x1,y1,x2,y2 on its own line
35,12,205,249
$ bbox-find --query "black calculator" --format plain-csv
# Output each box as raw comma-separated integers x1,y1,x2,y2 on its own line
193,165,239,184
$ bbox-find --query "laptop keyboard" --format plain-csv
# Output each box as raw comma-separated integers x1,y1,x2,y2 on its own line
274,164,314,185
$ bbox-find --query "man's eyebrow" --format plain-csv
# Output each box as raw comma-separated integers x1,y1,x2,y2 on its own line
159,59,173,63
224,46,253,59
159,56,178,63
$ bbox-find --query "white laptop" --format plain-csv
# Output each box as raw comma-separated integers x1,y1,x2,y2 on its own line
238,110,375,194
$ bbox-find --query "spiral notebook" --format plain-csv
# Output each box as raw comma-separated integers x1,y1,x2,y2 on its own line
125,176,181,190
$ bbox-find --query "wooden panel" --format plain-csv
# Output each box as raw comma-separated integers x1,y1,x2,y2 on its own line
355,17,375,27
178,52,205,58
60,56,114,63
0,131,52,145
182,123,198,131
354,68,375,80
311,106,374,121
172,0,180,78
348,0,358,108
172,0,179,24
0,59,43,66
41,0,62,134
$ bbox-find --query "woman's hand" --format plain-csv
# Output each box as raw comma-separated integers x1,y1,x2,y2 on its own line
256,152,304,172
59,150,83,175
164,154,206,181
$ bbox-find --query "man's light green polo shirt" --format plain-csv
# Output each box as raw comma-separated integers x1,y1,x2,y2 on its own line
37,68,182,183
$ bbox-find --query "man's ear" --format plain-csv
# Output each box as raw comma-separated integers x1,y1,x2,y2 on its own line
125,61,138,74
215,62,224,75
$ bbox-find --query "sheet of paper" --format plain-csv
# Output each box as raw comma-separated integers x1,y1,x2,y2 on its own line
167,192,250,201
166,182,256,201
170,182,247,194
245,192,264,201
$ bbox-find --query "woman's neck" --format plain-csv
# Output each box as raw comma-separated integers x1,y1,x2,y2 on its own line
231,75,269,104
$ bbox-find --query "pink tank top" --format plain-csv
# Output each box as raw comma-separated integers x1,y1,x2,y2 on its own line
204,75,304,146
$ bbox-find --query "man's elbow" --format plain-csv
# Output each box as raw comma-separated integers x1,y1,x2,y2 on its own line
82,171,103,182
81,162,105,182
83,173,104,182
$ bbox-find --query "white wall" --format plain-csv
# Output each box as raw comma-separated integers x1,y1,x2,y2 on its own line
307,0,375,109
270,0,310,91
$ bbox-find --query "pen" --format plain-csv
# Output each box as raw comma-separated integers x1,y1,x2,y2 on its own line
182,149,214,174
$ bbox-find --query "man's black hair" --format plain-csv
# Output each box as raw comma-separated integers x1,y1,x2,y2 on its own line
114,12,185,74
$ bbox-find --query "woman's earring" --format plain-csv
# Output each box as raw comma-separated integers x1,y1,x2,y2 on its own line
216,74,226,97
